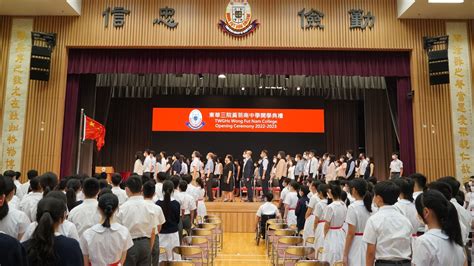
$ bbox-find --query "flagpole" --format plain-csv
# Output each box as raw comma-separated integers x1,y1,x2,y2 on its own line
76,108,84,175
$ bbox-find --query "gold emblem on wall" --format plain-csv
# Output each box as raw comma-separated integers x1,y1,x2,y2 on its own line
218,0,258,37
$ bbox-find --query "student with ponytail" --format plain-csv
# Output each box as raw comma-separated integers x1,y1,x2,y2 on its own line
65,178,83,211
0,175,30,240
22,197,83,266
313,183,330,255
412,189,465,266
157,180,181,261
321,180,348,265
40,172,59,197
80,193,133,266
393,178,422,245
343,178,373,266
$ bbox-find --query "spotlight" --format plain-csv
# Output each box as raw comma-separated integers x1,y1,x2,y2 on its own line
285,75,290,80
198,74,204,80
218,74,226,79
258,85,263,89
296,87,301,91
241,87,245,91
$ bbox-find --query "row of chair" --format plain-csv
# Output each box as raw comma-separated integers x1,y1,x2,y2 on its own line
158,215,224,266
265,218,342,266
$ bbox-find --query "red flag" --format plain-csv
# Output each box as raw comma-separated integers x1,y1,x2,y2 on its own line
83,115,106,151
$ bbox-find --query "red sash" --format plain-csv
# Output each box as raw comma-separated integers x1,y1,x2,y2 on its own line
354,232,364,236
329,226,342,230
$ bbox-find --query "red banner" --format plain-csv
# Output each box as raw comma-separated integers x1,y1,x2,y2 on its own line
152,108,324,133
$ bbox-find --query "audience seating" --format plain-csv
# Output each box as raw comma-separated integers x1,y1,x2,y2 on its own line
274,236,304,265
183,236,211,266
282,247,315,266
172,246,205,266
295,260,330,266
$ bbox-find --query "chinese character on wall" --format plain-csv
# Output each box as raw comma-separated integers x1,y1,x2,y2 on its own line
153,7,178,28
348,9,375,30
298,8,325,30
103,7,130,28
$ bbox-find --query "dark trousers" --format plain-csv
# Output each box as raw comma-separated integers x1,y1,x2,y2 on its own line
279,177,286,190
262,176,269,195
245,177,254,201
375,260,411,266
182,214,191,237
206,174,214,201
178,217,183,243
125,238,151,266
150,234,159,266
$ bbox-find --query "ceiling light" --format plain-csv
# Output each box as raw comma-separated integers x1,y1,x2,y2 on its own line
258,85,263,89
198,74,203,80
285,75,290,80
428,0,463,3
241,87,245,91
218,74,226,79
297,87,301,91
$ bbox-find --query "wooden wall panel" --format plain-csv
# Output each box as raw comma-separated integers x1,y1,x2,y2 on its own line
0,17,12,148
206,202,260,233
0,0,469,181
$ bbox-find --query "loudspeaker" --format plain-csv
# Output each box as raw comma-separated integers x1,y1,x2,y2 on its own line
424,36,449,86
30,32,56,81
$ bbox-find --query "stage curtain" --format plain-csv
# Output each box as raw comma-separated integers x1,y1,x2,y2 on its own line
96,73,387,100
364,89,397,180
397,78,416,176
325,101,360,159
60,75,80,178
68,49,410,77
93,98,153,172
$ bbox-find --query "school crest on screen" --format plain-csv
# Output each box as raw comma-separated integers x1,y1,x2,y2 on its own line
186,109,205,130
218,0,259,37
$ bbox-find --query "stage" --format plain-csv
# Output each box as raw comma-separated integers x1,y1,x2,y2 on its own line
206,200,261,233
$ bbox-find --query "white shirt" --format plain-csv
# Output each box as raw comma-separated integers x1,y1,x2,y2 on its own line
412,229,465,266
143,155,152,173
17,181,30,200
323,201,347,227
395,199,421,235
314,199,328,219
280,187,289,203
133,159,143,175
186,184,201,202
153,182,163,202
19,191,43,221
413,191,422,200
117,196,160,238
180,191,197,215
21,220,79,242
257,202,280,217
450,198,471,244
9,195,20,210
150,157,157,173
288,166,295,180
362,205,413,260
80,223,134,266
283,191,298,209
307,195,319,215
303,160,309,176
389,159,403,173
346,200,371,233
190,158,203,175
68,198,101,237
14,180,21,192
144,199,166,231
111,187,128,205
0,208,30,239
180,162,188,175
359,159,368,176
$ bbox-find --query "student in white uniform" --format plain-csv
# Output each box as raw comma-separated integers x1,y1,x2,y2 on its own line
322,181,348,265
412,189,466,266
17,170,38,200
133,151,144,175
21,191,79,242
256,193,280,238
303,181,320,241
438,176,472,245
393,178,421,248
279,178,290,216
343,179,373,266
68,178,101,237
12,172,22,196
143,149,152,175
157,180,181,261
4,175,20,210
313,183,330,256
389,152,403,179
111,173,128,205
0,176,30,240
81,193,134,266
19,176,43,221
410,173,427,200
283,181,299,226
143,181,166,266
195,177,207,218
117,176,159,266
153,172,167,202
179,180,196,237
363,181,412,266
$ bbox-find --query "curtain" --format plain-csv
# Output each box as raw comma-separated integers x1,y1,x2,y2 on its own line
325,101,361,157
68,49,410,77
60,75,80,178
364,90,397,180
397,78,416,176
96,73,386,100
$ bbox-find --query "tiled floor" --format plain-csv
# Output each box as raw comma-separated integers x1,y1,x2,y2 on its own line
215,233,270,266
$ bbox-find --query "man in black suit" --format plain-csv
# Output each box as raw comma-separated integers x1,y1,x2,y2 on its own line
243,150,255,202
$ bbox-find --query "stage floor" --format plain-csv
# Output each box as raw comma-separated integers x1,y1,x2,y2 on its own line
206,199,263,233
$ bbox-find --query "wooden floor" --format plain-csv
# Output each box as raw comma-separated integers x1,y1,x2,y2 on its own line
215,233,270,266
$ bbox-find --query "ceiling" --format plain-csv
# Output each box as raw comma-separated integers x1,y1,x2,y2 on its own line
0,0,81,16
398,0,474,18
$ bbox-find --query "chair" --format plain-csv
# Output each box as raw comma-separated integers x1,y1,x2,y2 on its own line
196,223,219,255
172,246,205,266
240,179,248,199
333,261,344,266
204,218,223,251
159,247,168,262
183,236,211,266
316,247,324,260
274,236,304,265
305,237,315,246
295,260,330,266
270,229,298,262
191,228,216,261
211,179,220,199
266,223,289,255
283,246,316,266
